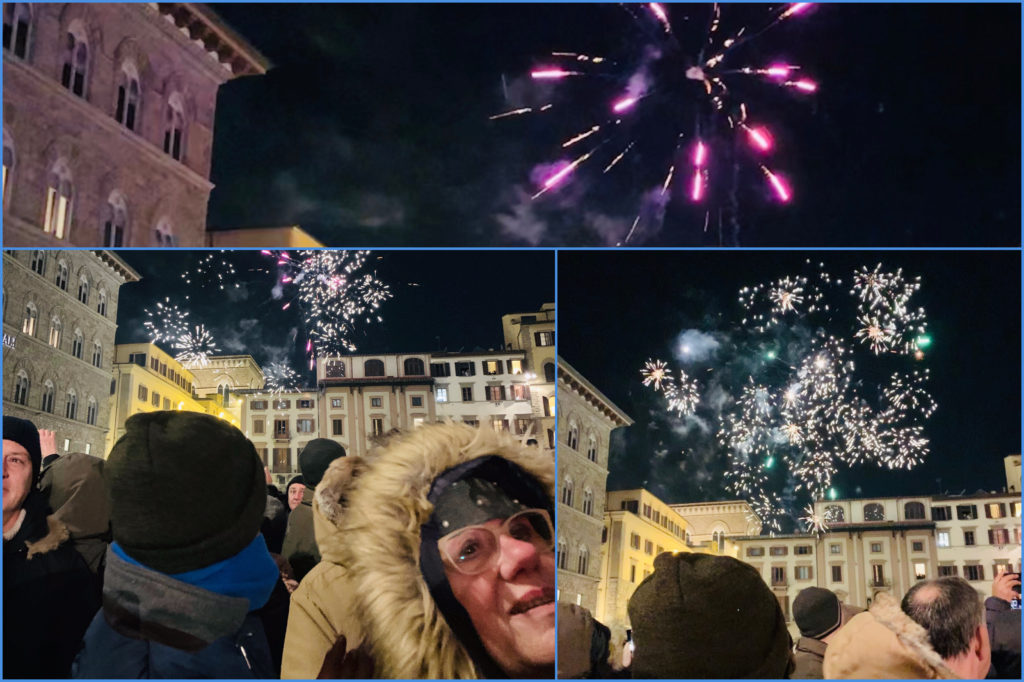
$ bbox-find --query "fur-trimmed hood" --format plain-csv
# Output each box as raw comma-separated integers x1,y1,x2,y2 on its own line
823,591,959,679
24,514,71,559
311,422,555,679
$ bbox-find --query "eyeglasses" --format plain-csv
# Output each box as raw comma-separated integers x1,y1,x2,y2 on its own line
438,509,554,575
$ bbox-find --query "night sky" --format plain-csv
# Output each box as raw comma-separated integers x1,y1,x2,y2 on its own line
559,250,1021,524
204,3,1020,247
112,250,554,386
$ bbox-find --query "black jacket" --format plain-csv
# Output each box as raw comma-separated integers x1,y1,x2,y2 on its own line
3,495,100,678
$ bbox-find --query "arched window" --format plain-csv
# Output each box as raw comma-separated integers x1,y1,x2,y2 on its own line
218,383,231,404
586,433,597,462
364,359,384,377
77,275,90,304
115,61,140,131
864,503,885,522
48,316,62,348
582,488,594,516
557,539,567,570
3,129,13,207
96,288,107,317
65,388,78,420
904,501,926,520
71,329,83,359
13,370,30,405
91,341,102,368
577,545,590,575
567,420,579,450
403,357,425,376
325,360,345,378
86,397,97,425
824,505,845,523
22,302,37,335
544,361,555,383
55,260,69,290
29,250,45,275
43,160,73,239
560,476,574,507
103,192,128,247
61,26,89,97
713,531,725,553
40,380,54,413
163,93,185,160
3,3,31,59
154,218,175,247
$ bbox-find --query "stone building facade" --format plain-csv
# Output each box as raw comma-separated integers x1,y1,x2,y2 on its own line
502,303,556,449
3,249,138,456
2,3,267,247
557,358,632,614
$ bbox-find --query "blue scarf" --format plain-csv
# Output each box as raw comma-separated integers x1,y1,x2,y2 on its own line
112,534,279,611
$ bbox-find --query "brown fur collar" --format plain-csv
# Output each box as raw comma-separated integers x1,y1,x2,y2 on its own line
25,515,70,559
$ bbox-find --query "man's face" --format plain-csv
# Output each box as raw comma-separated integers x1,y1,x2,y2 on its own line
3,439,33,518
444,517,556,677
287,482,305,511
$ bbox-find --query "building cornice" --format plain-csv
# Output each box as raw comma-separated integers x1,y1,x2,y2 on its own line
151,3,270,77
558,357,633,427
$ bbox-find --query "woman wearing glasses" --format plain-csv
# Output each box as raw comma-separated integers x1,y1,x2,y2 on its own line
281,422,556,679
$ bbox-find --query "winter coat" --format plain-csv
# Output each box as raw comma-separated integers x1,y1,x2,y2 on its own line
791,636,827,679
282,457,366,679
984,597,1021,679
38,452,112,579
3,494,101,678
261,494,288,555
282,423,554,679
823,592,958,679
281,486,319,581
73,547,274,678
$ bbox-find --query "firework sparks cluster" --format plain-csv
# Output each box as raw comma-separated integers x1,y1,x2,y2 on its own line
142,251,392,376
497,3,817,244
268,251,392,366
641,262,935,530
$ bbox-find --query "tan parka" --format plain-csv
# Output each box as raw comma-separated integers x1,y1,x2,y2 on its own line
280,422,554,679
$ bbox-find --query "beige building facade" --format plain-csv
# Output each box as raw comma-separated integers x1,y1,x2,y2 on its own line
3,249,137,457
596,489,693,640
3,2,267,247
240,389,321,483
106,341,229,454
502,303,555,449
556,359,633,615
430,350,535,435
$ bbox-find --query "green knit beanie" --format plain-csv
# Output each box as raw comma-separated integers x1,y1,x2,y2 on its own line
628,552,793,679
104,411,266,573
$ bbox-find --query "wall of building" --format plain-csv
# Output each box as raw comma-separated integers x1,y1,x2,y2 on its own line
3,3,265,246
431,351,534,434
3,249,134,457
502,304,555,448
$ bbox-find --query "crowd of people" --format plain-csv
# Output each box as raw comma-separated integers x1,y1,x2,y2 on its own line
559,552,1021,680
3,410,1019,679
3,413,555,679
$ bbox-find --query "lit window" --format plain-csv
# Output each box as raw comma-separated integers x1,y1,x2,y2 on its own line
507,359,524,374
2,131,13,206
43,161,74,239
435,386,448,402
936,531,950,548
47,316,61,348
483,360,503,375
22,303,37,335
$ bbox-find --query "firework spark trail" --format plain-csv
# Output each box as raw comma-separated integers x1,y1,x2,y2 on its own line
642,261,935,527
499,3,818,244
